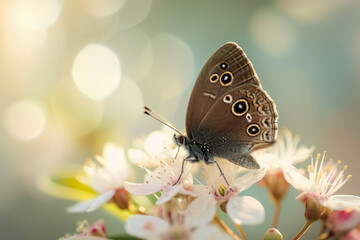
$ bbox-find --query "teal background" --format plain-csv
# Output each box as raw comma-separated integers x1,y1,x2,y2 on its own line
0,0,359,239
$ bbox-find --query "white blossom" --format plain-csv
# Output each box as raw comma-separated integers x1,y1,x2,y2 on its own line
252,128,314,171
284,153,360,211
68,143,130,212
195,160,266,225
125,196,231,240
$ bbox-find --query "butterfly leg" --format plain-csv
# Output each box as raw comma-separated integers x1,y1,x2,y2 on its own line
172,156,198,186
206,159,234,192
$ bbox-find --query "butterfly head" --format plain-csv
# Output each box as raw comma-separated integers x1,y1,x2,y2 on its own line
174,134,187,146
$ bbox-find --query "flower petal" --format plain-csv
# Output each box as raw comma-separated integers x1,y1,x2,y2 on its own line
226,196,265,225
234,168,266,192
67,190,115,213
252,153,278,169
103,144,128,173
125,215,169,239
185,195,217,229
67,200,93,213
291,145,315,165
283,164,312,192
191,224,232,240
327,208,360,232
124,181,162,195
156,184,182,205
128,148,158,168
321,195,360,211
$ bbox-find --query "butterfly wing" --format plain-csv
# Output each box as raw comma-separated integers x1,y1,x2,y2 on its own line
185,42,261,139
195,84,278,163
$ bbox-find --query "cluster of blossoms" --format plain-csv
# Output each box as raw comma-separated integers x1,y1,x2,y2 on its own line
59,128,360,240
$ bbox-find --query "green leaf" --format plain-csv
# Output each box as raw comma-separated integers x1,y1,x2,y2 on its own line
37,166,97,201
37,166,133,221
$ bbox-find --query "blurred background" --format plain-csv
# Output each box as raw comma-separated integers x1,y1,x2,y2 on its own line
0,0,359,239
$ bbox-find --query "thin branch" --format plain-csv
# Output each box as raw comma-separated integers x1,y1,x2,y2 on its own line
235,224,247,240
213,214,241,240
272,200,282,228
293,221,313,240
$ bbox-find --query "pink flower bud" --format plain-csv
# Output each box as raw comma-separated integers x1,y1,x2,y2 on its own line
264,228,283,240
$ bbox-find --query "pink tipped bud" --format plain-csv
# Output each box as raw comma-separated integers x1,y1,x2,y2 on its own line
264,228,283,240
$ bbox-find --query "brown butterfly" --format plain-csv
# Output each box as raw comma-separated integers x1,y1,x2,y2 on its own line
145,42,278,186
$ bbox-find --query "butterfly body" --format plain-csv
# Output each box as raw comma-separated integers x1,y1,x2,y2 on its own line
176,42,278,179
147,42,278,186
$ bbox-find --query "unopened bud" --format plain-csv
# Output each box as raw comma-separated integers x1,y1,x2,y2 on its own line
258,171,289,203
113,187,130,209
264,228,283,240
298,193,326,222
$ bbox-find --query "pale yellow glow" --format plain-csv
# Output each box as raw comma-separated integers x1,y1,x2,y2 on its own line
117,27,152,83
4,0,61,31
72,43,121,101
250,7,297,57
275,0,345,23
2,0,54,58
105,78,143,125
84,0,126,18
116,0,152,29
4,99,47,141
142,34,194,117
50,76,105,138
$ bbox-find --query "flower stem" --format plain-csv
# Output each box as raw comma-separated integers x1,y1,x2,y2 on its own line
318,222,327,238
214,214,241,240
293,220,313,240
272,200,282,228
235,224,247,240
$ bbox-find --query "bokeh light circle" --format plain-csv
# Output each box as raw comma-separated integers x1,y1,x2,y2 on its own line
275,0,345,23
72,43,121,101
116,0,152,29
5,0,62,31
84,0,126,18
250,7,297,56
3,99,47,141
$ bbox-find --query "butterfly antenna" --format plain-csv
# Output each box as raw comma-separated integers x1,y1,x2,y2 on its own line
144,106,169,123
143,106,183,136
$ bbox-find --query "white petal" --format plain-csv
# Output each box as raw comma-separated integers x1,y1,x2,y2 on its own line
125,215,169,239
226,196,265,225
185,195,217,229
176,181,205,198
103,144,129,178
67,200,93,213
128,148,157,168
291,145,315,165
125,181,162,195
253,153,278,169
156,185,182,205
189,184,210,196
321,195,360,211
283,164,312,192
191,224,232,240
67,190,115,213
234,168,266,192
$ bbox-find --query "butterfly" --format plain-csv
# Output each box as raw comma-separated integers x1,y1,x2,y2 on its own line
145,42,278,186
